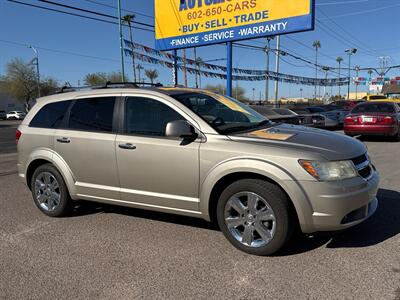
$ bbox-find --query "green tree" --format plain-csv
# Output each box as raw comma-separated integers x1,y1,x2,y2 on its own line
1,58,58,110
145,69,159,84
205,84,248,102
83,72,123,86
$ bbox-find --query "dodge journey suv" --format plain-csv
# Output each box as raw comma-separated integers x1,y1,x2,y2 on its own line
17,83,379,255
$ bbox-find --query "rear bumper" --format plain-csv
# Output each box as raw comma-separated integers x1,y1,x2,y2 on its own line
297,171,380,233
344,124,397,136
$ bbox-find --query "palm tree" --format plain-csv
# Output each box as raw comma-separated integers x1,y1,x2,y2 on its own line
122,14,136,82
336,56,343,98
313,40,321,100
145,69,159,84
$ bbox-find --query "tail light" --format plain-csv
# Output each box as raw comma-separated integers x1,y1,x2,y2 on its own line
344,116,358,125
376,116,395,125
16,129,21,143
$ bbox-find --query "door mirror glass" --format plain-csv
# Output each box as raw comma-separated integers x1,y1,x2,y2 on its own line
166,120,197,140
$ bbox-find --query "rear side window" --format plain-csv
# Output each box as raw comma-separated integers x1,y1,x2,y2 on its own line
30,101,70,128
125,97,183,136
352,103,395,113
68,97,115,132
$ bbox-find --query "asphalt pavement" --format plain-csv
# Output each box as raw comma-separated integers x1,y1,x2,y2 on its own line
0,124,399,299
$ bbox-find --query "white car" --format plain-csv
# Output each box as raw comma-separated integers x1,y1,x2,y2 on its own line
7,111,26,120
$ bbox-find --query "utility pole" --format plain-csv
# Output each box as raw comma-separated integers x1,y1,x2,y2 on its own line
265,37,273,102
123,14,136,82
345,48,357,100
28,45,40,98
117,0,125,81
183,49,188,87
355,65,360,100
274,35,281,108
194,47,198,88
252,88,256,101
322,66,330,104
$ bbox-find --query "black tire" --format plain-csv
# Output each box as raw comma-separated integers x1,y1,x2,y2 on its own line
217,179,294,256
30,163,73,217
392,129,400,142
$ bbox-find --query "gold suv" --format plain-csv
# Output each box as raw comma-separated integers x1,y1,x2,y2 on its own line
17,84,379,255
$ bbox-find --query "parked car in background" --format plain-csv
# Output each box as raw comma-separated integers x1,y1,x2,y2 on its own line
362,95,387,101
344,102,400,141
0,110,7,120
6,111,26,120
250,106,300,125
290,107,338,128
330,100,364,111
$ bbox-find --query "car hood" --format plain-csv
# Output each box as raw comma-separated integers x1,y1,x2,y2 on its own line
229,124,366,161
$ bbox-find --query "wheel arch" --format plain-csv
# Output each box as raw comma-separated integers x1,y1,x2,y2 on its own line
199,158,313,230
25,149,77,198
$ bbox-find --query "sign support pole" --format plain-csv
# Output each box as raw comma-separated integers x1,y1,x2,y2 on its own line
173,49,178,86
226,42,233,97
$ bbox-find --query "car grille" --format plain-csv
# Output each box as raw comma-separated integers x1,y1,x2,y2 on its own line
351,154,372,179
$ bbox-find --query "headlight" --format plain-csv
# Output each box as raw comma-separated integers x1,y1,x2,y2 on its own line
299,160,358,181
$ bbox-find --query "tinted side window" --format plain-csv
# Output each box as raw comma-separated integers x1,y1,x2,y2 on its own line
125,97,183,136
68,97,115,132
30,101,71,128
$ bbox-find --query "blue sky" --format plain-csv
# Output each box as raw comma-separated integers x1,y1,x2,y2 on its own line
1,0,400,99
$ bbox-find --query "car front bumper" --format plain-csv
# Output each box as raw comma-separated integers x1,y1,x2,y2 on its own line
297,170,380,233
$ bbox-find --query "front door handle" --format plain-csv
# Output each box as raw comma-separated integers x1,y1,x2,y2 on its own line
56,137,70,144
118,143,136,150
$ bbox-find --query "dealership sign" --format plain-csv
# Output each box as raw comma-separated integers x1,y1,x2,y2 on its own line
155,0,315,50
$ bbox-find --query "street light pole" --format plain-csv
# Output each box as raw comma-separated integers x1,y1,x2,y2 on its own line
28,45,40,98
345,48,357,100
117,0,125,82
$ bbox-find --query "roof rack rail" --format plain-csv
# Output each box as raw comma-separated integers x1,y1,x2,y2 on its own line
55,81,163,94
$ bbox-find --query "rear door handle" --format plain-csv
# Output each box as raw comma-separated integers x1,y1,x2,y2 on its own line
56,137,70,144
118,143,136,150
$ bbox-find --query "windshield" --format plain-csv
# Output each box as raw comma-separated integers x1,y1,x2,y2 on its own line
273,108,296,116
307,107,325,113
369,95,387,100
352,103,394,113
171,92,270,134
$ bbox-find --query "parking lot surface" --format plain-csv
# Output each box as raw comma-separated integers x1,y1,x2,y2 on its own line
0,122,399,299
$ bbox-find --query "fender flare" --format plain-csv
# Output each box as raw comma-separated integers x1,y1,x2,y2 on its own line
199,157,313,228
25,148,78,199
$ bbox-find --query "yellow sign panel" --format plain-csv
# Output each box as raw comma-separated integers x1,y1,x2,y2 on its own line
155,0,314,50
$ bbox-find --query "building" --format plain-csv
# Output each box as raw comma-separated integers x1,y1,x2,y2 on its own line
0,81,24,112
382,84,400,98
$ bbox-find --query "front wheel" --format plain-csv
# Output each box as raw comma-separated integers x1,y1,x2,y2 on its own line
31,164,73,217
217,179,294,256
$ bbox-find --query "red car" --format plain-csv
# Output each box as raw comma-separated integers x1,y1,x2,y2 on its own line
344,102,400,140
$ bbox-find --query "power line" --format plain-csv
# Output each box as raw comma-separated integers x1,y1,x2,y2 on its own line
6,0,155,33
83,0,154,19
319,3,400,20
36,0,154,28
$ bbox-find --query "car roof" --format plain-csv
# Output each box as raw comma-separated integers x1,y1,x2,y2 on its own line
35,86,217,104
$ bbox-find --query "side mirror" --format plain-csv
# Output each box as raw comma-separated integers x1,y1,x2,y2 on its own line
166,120,198,140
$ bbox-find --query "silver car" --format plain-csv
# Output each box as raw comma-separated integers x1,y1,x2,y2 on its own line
16,85,380,255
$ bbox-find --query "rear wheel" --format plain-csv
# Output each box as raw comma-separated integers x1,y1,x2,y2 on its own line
31,164,73,217
392,128,400,142
217,179,294,256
